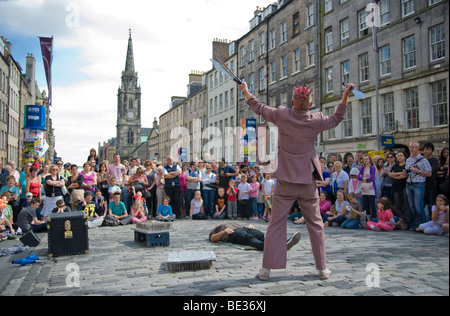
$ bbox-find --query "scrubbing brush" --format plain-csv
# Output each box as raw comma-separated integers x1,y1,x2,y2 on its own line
167,251,216,272
136,221,173,232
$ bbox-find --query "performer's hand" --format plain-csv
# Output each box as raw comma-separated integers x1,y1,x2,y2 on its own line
344,83,356,96
238,82,248,92
238,82,253,101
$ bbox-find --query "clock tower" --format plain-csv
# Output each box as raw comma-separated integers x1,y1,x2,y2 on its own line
116,30,142,159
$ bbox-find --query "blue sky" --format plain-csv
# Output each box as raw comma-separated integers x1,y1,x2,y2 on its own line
0,0,267,164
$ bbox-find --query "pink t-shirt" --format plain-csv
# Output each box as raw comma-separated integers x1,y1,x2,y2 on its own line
107,163,126,185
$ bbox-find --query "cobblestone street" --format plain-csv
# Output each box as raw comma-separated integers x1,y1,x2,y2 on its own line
1,219,448,297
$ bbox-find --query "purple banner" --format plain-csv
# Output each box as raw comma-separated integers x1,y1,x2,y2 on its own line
39,36,53,106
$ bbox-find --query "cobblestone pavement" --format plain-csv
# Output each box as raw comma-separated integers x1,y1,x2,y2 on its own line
1,219,448,296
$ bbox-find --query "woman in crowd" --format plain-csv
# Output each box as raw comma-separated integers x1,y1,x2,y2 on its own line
97,162,110,203
389,152,411,227
201,163,217,217
331,161,349,195
25,166,41,203
358,154,377,220
66,164,84,211
381,153,396,202
144,160,157,218
155,166,166,210
41,164,65,221
80,161,97,193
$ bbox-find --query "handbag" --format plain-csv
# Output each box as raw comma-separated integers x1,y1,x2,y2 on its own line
61,185,69,196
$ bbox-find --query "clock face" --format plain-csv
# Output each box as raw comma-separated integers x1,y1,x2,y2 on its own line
127,112,134,119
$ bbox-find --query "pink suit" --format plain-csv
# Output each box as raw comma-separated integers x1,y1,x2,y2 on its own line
247,96,348,270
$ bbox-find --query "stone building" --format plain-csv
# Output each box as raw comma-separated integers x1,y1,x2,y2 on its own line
115,32,143,160
321,0,449,157
158,96,185,160
206,39,239,163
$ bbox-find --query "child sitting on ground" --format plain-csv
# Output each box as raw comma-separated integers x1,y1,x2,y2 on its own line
130,199,148,223
366,197,395,232
340,192,363,229
189,190,207,220
155,196,175,222
416,194,449,236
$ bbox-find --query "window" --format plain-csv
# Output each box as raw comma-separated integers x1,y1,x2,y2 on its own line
294,49,301,73
269,29,276,51
325,67,333,93
429,0,442,4
280,22,288,44
361,99,372,135
259,68,265,91
281,56,288,78
307,41,315,67
249,73,255,94
382,93,395,132
430,24,445,62
358,9,369,38
293,13,300,36
405,88,419,129
359,53,369,83
240,47,246,67
127,129,134,145
380,0,390,26
324,0,332,13
402,0,414,18
249,40,255,62
305,4,314,28
403,35,416,69
380,45,391,76
341,60,350,86
340,18,349,46
343,103,353,137
270,62,277,83
259,33,265,55
431,80,448,126
325,28,333,53
325,107,336,139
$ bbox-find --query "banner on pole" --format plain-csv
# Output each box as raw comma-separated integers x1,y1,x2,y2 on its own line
39,36,53,106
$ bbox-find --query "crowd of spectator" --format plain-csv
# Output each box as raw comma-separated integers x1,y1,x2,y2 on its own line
1,142,448,241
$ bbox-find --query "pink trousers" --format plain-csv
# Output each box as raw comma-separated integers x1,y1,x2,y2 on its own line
262,180,327,270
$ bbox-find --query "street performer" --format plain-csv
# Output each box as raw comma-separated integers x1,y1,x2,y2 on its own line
238,82,355,281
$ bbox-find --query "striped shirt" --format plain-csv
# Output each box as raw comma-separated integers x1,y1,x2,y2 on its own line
405,154,432,184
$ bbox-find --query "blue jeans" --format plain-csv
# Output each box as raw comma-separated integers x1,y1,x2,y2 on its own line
340,219,360,229
249,197,257,216
202,189,215,217
405,182,426,229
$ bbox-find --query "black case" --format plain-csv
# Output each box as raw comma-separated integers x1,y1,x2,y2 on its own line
47,211,89,258
20,231,41,247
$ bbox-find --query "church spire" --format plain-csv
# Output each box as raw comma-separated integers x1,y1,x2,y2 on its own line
124,28,135,74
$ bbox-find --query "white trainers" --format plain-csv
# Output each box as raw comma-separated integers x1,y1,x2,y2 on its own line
318,268,332,280
256,268,270,281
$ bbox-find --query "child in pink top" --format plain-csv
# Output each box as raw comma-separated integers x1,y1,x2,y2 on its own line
366,197,395,232
131,199,148,224
319,192,332,217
